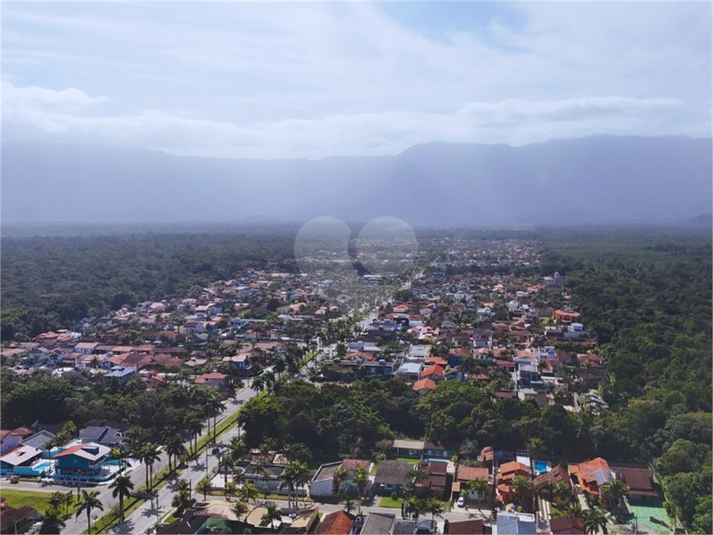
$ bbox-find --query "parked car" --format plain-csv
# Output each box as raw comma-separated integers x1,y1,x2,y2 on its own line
456,495,466,508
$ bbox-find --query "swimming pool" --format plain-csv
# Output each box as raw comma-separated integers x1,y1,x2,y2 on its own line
534,460,551,475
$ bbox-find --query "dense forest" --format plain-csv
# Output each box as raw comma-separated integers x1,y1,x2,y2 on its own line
540,226,712,533
0,230,299,341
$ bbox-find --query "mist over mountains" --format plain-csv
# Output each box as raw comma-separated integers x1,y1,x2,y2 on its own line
2,135,711,226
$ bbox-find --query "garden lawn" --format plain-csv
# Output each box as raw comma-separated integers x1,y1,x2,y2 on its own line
379,496,403,508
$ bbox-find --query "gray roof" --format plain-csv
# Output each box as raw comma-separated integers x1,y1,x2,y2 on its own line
362,513,395,535
374,460,414,486
78,426,122,446
21,430,56,449
496,513,536,535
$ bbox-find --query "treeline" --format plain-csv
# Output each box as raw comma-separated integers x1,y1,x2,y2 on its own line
1,370,225,445
1,231,299,341
540,226,712,533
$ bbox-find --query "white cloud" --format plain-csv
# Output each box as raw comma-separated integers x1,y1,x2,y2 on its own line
1,80,696,158
1,2,710,157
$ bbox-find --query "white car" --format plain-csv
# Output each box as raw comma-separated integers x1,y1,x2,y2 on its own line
456,496,466,508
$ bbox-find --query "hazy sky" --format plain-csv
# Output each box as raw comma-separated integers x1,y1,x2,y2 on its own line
3,1,711,159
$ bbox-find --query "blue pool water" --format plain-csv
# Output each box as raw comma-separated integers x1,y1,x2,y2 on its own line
34,461,52,471
534,460,550,475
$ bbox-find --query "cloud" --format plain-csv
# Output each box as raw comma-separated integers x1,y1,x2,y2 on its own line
1,80,696,158
1,2,710,157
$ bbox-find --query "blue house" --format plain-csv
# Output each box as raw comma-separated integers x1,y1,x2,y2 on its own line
54,442,111,480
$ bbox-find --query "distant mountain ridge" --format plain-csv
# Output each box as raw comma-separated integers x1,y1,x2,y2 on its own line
2,135,711,225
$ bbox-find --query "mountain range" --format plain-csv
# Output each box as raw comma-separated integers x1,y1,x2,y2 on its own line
2,135,711,226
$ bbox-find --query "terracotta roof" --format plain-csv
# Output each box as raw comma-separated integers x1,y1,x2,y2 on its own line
457,466,489,482
550,516,585,534
413,378,437,392
612,466,657,496
533,466,571,489
316,510,355,535
420,365,444,378
446,519,485,534
499,461,530,475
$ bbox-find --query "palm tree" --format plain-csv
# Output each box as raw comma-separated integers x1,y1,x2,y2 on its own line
196,476,212,500
260,502,282,529
110,446,128,472
39,507,66,534
281,461,310,508
139,443,161,490
75,490,104,535
600,479,628,510
48,492,64,513
166,434,187,472
219,456,234,488
174,479,191,495
552,480,572,505
332,465,348,495
228,436,246,463
354,465,369,514
62,492,74,515
233,501,249,519
469,478,489,509
171,489,195,517
204,396,226,441
583,507,608,534
512,475,535,510
185,415,203,455
240,482,259,503
426,498,445,523
110,475,134,522
338,481,360,513
224,481,238,501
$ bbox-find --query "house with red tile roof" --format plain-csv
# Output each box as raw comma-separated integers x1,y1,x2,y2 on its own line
569,457,616,498
413,378,437,395
420,364,444,380
316,510,356,535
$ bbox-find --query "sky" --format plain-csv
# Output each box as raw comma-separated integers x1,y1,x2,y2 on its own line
2,1,711,159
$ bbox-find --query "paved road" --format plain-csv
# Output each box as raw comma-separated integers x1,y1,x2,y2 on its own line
59,389,251,535
112,379,266,535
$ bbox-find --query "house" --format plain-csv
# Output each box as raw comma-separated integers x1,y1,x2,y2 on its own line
194,372,228,388
104,366,136,382
416,461,449,499
569,458,615,499
0,445,44,476
413,378,437,395
391,518,436,534
74,342,99,354
1,428,33,455
444,519,489,534
53,442,111,480
553,310,581,323
611,465,659,502
373,460,414,495
20,430,57,451
419,365,444,381
79,426,123,448
316,510,356,535
496,461,531,503
549,516,585,534
455,466,490,500
361,512,395,535
310,459,371,497
494,512,536,535
393,439,425,459
533,466,572,501
423,441,457,459
0,500,41,535
397,362,423,381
